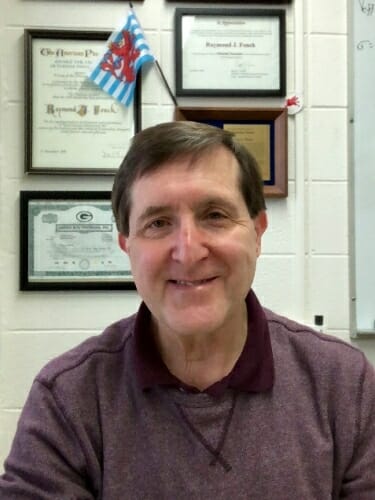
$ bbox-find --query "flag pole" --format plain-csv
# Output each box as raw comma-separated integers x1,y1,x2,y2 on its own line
129,2,178,108
154,61,178,107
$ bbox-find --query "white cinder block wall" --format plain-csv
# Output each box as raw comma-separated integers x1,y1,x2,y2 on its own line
1,0,374,469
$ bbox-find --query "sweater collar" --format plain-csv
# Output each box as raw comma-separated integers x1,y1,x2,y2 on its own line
133,289,274,397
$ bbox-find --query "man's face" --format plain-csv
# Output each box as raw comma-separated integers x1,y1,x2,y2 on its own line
119,146,267,339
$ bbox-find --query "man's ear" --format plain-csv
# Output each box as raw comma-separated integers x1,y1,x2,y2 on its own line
254,210,268,256
118,233,129,254
255,210,268,236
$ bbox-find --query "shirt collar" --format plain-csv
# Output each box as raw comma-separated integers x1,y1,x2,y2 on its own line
133,289,274,397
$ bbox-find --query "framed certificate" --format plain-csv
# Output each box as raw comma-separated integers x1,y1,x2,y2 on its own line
175,8,286,97
175,106,288,197
20,191,135,291
24,29,141,175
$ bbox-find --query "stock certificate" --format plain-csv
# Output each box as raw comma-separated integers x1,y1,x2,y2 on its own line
27,32,138,173
27,199,131,283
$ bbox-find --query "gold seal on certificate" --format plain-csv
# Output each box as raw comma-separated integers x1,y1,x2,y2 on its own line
20,192,135,291
175,8,286,97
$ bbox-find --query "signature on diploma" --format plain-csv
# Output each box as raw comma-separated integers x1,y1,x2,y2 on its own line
357,39,374,50
358,0,375,15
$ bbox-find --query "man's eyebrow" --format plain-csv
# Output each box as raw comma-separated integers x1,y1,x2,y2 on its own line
198,196,239,213
136,205,172,224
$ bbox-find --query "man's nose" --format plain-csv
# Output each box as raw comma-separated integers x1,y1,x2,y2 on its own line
171,218,209,264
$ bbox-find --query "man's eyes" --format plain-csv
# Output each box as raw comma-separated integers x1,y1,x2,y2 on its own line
139,209,233,236
145,218,171,231
149,219,169,228
206,210,227,220
145,212,228,228
138,218,172,238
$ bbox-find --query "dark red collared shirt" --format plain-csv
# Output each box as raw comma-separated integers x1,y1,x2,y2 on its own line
133,289,274,396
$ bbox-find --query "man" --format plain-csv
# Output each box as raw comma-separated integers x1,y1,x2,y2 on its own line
1,121,374,499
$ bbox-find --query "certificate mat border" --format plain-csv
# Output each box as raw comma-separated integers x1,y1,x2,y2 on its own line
174,106,288,197
24,29,141,175
20,191,136,291
175,8,286,97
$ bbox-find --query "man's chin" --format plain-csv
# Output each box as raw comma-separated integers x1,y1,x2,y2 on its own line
160,309,228,338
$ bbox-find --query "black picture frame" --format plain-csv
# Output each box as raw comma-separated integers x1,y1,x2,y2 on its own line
175,8,286,97
20,191,135,291
24,29,141,175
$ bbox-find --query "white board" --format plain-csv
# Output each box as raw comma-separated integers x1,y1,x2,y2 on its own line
351,1,375,334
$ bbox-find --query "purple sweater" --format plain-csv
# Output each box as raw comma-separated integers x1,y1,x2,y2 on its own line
1,301,375,499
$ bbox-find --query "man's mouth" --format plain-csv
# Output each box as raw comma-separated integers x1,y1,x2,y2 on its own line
169,277,216,287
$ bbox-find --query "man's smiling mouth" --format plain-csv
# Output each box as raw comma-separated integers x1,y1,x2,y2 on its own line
169,277,217,286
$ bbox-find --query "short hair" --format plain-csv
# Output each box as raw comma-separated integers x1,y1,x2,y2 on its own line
112,121,266,235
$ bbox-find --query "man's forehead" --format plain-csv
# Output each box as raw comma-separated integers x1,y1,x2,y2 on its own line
136,195,240,217
133,146,239,185
128,165,246,226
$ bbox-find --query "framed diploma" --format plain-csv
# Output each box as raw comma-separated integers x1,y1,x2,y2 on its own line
175,106,287,197
20,191,135,291
24,29,141,175
175,8,286,97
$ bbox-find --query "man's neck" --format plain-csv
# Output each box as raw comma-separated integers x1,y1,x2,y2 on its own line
153,309,248,391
